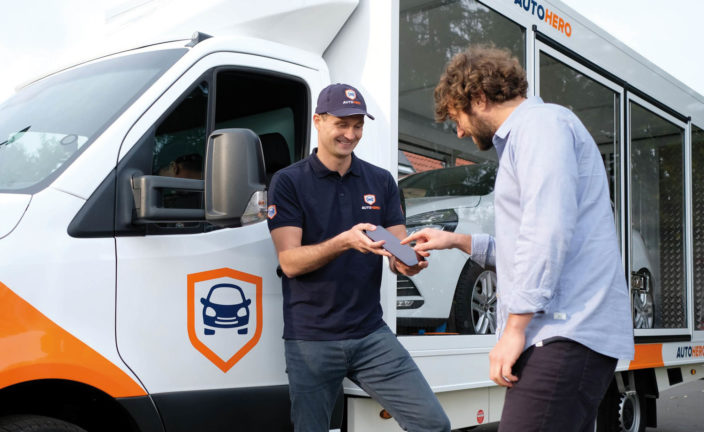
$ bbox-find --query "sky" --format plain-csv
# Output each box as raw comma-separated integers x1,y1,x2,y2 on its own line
561,0,703,96
0,0,702,103
0,0,114,102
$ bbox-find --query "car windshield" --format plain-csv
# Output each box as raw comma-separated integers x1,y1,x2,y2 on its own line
210,287,245,305
400,162,497,199
0,48,187,193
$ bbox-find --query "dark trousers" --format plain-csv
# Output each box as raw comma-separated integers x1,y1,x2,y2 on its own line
498,339,617,432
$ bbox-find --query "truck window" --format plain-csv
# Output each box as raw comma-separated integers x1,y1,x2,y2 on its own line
396,0,525,336
692,124,704,331
133,67,308,235
539,52,621,212
399,0,524,168
151,82,208,213
629,102,686,330
214,69,308,183
0,48,186,193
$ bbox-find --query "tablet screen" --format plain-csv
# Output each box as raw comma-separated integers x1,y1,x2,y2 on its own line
364,225,419,266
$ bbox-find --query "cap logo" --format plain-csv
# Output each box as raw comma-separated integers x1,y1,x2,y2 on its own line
345,89,357,100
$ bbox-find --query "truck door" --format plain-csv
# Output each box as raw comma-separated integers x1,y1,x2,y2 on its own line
113,51,321,431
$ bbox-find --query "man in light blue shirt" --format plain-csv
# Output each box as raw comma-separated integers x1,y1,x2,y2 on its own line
403,46,634,431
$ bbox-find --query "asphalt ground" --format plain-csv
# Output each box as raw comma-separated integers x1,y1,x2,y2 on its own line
654,378,704,431
459,378,704,431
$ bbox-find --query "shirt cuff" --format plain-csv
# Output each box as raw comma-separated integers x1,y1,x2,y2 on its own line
470,233,496,268
505,291,545,314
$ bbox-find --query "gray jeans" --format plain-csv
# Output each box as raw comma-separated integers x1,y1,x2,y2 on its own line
284,325,450,431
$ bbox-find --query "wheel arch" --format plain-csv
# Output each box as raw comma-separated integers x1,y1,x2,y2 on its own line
0,379,159,432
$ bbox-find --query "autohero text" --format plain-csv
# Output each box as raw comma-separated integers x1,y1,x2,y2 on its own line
514,0,572,37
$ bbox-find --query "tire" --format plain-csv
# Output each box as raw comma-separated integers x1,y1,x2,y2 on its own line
449,259,497,335
0,415,87,432
631,268,654,329
597,381,647,432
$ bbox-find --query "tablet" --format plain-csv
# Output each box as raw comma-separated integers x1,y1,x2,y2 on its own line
364,225,419,266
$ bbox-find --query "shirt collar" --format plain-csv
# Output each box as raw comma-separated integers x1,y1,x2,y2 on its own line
493,97,543,156
308,148,361,178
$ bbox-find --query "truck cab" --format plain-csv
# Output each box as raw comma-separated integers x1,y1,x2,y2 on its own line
0,25,337,431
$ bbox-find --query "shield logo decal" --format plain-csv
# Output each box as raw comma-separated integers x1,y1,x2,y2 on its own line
345,89,357,100
187,268,263,372
364,194,376,205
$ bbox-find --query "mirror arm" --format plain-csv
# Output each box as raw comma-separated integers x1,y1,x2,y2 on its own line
131,175,205,223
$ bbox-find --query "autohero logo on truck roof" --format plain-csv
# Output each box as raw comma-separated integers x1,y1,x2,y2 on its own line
514,0,572,37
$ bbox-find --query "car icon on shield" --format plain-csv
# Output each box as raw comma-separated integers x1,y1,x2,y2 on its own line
200,283,252,335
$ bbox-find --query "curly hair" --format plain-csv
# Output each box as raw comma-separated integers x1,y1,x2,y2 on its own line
434,45,528,122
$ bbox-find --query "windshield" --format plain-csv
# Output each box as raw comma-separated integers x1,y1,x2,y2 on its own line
0,48,187,193
400,162,497,199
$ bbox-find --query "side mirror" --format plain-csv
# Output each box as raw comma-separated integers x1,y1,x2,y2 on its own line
204,128,267,227
130,128,266,227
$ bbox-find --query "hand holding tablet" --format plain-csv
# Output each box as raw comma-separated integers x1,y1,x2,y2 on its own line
364,225,419,266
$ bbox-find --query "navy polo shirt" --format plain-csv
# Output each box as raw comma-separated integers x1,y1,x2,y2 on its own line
267,150,405,340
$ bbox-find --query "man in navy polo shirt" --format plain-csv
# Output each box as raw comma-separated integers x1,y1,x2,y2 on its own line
267,83,450,432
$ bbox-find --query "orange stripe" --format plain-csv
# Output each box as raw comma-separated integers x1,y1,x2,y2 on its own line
628,343,664,370
0,282,146,397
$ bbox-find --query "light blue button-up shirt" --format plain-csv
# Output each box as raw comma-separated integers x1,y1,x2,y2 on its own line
471,97,634,360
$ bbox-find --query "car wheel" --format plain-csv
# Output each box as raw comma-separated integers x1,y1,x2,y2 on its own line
450,259,497,334
597,380,647,432
0,415,87,432
632,268,654,329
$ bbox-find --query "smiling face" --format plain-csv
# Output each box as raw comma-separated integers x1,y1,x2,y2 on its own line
314,113,365,161
448,106,496,151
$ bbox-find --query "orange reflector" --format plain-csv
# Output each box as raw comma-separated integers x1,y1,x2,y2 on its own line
379,409,392,420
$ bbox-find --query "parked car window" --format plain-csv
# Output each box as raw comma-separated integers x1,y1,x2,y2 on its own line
400,163,497,199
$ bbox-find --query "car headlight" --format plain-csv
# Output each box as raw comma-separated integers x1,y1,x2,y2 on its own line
406,209,458,234
204,306,216,317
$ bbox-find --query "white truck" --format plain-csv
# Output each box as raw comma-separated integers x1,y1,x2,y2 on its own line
1,1,704,431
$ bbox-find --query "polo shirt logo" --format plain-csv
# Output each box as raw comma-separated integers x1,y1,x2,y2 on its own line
267,205,277,219
361,194,381,210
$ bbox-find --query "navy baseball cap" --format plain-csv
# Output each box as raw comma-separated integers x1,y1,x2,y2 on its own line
315,83,375,120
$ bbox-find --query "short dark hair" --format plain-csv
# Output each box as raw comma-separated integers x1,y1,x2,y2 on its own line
174,153,202,172
434,45,528,122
